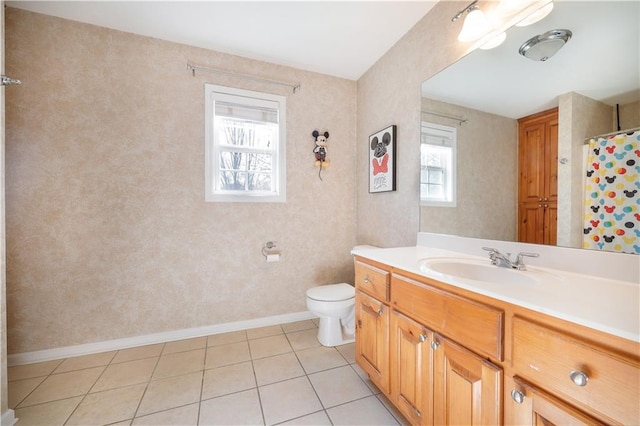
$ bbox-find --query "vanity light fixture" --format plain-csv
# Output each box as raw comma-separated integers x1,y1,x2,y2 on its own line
452,0,490,43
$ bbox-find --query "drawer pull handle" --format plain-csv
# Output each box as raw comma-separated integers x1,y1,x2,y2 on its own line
510,389,526,404
430,341,440,350
363,277,370,284
569,370,589,387
419,334,428,343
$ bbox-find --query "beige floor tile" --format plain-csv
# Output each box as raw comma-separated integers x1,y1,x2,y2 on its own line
205,341,250,369
19,366,105,407
296,346,348,374
53,351,116,373
14,396,82,426
252,352,305,386
201,361,256,400
91,357,158,392
8,359,63,381
248,334,292,359
279,410,332,425
351,363,382,394
136,371,203,417
66,383,146,425
162,337,207,355
8,376,45,409
309,365,372,408
152,349,205,380
112,344,164,364
199,388,264,425
246,325,283,340
259,376,322,425
132,403,199,425
376,394,411,426
207,330,247,347
336,342,356,364
281,320,317,333
326,395,399,425
286,329,321,351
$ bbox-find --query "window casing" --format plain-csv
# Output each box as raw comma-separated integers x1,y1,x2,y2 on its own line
205,84,286,202
420,122,457,207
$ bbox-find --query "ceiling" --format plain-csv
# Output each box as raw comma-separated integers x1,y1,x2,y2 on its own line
422,1,640,119
6,1,438,80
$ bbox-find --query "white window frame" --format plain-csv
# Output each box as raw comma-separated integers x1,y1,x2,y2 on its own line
205,84,286,203
420,122,457,207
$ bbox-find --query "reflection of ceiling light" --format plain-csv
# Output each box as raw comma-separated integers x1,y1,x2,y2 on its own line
519,29,572,61
458,6,490,42
480,32,507,50
516,2,554,26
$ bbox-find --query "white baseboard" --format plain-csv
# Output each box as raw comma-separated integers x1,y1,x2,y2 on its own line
1,409,17,426
8,311,317,367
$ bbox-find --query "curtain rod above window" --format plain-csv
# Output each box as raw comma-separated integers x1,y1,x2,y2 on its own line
187,63,301,94
421,110,468,125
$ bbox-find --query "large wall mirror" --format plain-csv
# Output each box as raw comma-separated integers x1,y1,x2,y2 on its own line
420,1,639,252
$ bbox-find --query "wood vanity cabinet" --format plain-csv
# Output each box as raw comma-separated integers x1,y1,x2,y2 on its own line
354,259,390,394
353,256,640,426
518,108,558,245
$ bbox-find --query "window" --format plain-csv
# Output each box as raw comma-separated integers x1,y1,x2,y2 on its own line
205,84,286,202
420,122,456,207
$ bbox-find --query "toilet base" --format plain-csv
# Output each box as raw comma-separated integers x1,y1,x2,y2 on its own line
317,316,355,347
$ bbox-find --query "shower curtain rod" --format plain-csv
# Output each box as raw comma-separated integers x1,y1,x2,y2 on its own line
584,126,640,142
187,63,301,94
422,110,468,125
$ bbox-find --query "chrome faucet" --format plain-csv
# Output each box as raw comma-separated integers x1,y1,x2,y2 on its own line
482,247,539,271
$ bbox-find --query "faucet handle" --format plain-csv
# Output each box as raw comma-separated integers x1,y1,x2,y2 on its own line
515,252,539,270
482,246,499,254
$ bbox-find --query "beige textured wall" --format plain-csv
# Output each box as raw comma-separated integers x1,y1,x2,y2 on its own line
618,100,640,130
356,1,470,247
558,92,612,248
420,99,517,241
1,0,8,414
4,8,357,354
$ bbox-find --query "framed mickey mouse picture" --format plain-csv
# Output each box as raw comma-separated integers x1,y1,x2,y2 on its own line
369,125,397,193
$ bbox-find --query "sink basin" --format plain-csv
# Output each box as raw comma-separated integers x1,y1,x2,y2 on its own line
420,257,538,286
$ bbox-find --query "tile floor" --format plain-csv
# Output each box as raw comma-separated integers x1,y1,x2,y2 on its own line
8,320,409,426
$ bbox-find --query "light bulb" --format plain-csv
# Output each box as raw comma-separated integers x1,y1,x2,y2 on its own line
516,2,554,27
480,32,507,50
458,8,490,42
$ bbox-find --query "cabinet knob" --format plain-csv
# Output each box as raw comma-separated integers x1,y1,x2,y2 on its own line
363,277,370,284
538,198,543,202
543,197,548,201
377,307,384,316
543,204,548,208
510,389,526,404
430,341,440,350
419,334,428,343
569,370,589,387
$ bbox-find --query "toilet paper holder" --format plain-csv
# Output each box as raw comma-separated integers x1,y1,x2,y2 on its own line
262,241,280,261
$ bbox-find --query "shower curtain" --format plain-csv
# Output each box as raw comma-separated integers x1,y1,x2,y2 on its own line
583,129,640,254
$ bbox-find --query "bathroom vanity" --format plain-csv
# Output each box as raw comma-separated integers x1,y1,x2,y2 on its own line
353,235,640,425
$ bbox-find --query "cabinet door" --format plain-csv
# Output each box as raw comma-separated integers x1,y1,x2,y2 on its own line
390,311,433,425
518,120,547,203
433,335,502,426
518,201,545,244
355,290,390,393
505,376,605,426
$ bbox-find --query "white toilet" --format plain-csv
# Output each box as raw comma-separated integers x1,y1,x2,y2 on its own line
306,283,355,347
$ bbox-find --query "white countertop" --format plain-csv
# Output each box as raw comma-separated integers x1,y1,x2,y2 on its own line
352,245,640,343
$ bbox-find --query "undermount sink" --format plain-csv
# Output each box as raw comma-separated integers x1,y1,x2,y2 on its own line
419,257,538,286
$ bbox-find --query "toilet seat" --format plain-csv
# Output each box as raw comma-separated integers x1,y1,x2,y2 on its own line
306,283,354,302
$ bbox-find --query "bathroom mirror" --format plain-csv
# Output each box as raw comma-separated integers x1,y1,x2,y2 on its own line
420,1,639,249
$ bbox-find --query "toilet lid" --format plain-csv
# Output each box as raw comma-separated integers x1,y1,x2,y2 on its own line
306,283,355,302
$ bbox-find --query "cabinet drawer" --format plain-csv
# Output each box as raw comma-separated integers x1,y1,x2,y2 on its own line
512,316,640,425
391,274,503,360
354,260,389,301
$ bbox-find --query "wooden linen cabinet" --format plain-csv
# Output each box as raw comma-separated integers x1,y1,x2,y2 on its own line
517,108,558,245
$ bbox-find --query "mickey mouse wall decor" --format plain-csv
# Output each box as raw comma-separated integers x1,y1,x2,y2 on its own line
312,130,330,180
369,125,396,193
